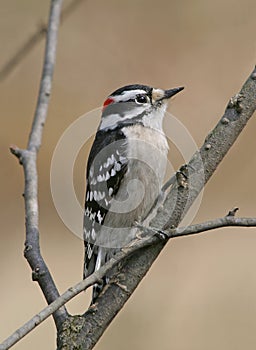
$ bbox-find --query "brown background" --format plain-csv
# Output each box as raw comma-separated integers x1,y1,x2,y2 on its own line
1,0,256,349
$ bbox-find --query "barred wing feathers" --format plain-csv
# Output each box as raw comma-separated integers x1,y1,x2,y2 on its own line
83,128,128,277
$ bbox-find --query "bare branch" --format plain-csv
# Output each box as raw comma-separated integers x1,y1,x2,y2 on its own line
0,0,86,81
6,3,256,346
10,0,67,331
0,232,159,349
0,26,46,81
0,265,99,350
172,216,256,237
2,209,256,349
55,67,256,349
9,59,256,347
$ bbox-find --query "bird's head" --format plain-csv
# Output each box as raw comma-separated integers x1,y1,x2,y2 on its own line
99,84,184,131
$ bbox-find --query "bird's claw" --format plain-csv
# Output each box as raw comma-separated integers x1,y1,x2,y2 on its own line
154,229,169,241
134,222,169,241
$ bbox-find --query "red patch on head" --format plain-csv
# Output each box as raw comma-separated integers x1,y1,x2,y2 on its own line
103,97,114,109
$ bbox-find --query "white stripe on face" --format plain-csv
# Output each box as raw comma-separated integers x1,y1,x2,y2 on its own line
112,89,147,102
99,113,122,130
99,106,146,130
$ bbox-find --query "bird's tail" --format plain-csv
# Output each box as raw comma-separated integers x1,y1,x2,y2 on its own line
84,245,116,304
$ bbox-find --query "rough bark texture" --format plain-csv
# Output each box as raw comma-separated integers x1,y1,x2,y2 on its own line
57,68,256,349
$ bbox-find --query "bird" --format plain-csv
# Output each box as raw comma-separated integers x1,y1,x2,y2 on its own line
83,83,184,303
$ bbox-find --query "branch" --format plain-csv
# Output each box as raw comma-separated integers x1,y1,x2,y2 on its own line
10,0,67,331
2,210,256,349
56,67,256,348
174,216,256,236
0,0,86,81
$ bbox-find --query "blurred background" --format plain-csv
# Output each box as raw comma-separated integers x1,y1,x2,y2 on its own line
1,0,256,349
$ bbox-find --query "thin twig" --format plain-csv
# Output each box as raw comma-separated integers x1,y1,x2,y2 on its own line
10,0,67,331
172,216,256,236
1,213,256,349
0,0,86,81
0,26,46,81
0,268,98,350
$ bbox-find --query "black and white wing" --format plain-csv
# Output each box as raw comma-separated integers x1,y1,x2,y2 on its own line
83,127,128,278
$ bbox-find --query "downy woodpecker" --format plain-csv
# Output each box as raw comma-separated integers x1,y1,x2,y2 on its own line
83,84,183,303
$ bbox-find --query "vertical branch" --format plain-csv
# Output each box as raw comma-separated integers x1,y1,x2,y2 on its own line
28,1,61,151
10,0,67,331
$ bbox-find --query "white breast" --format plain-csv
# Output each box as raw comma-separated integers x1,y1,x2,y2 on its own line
123,124,169,186
108,124,168,225
96,124,168,250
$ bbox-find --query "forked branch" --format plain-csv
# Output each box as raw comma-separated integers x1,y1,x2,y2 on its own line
10,0,67,331
2,210,256,349
56,66,256,349
5,1,256,347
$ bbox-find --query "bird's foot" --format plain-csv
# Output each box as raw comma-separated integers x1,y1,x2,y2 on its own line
134,223,169,241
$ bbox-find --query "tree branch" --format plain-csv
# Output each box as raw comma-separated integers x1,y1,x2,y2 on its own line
6,2,256,345
174,216,256,237
0,0,86,81
2,209,256,349
56,67,256,349
10,0,67,331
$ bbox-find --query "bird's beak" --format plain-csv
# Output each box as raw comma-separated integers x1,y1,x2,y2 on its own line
152,86,184,103
164,86,184,99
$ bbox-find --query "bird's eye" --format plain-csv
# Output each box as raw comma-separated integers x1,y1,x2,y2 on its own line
135,95,148,104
